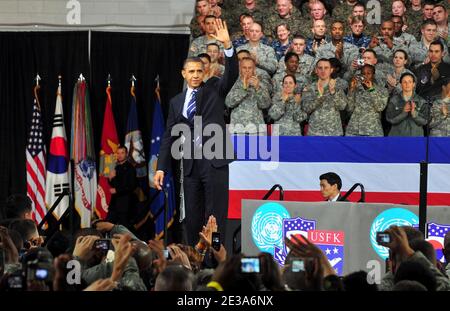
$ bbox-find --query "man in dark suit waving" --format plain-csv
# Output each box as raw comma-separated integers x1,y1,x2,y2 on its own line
154,18,239,247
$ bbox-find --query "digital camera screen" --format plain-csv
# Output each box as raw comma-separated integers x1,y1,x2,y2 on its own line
241,257,260,273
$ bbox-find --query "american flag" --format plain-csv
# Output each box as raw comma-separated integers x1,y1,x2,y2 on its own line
427,223,450,263
26,97,46,223
273,217,316,265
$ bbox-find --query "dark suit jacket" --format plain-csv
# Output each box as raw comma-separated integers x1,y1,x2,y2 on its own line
415,61,450,100
157,50,239,176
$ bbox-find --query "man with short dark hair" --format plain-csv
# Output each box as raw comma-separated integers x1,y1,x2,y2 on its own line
410,20,450,67
432,4,449,41
154,19,239,247
391,15,417,50
106,145,137,229
302,59,347,136
368,20,408,63
6,194,33,220
415,40,450,100
315,20,359,73
154,265,194,291
319,172,346,201
189,15,225,58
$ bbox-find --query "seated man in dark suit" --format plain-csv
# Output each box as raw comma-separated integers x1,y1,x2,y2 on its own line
415,40,450,101
154,18,239,247
319,172,347,202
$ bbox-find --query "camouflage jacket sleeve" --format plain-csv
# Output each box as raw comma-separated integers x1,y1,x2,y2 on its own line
301,85,322,114
429,102,448,128
347,90,356,113
268,92,287,121
371,86,389,112
188,38,201,58
411,98,430,126
257,46,278,75
331,89,348,111
225,80,249,108
386,95,409,125
293,100,308,123
255,84,272,109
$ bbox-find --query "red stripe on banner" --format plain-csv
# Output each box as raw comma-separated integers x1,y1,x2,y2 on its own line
27,157,46,221
228,190,450,219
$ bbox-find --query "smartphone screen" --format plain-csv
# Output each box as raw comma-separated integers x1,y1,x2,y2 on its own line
241,257,260,273
292,259,305,272
94,239,110,251
211,232,221,251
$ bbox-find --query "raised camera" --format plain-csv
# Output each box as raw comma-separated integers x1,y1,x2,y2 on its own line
241,257,260,273
376,232,391,244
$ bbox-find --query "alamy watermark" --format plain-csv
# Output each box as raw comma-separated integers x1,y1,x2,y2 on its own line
66,0,81,25
169,117,280,170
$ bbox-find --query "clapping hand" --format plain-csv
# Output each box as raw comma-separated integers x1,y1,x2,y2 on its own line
403,102,412,113
328,79,336,94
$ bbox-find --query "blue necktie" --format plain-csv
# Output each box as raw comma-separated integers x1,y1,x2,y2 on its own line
187,89,198,123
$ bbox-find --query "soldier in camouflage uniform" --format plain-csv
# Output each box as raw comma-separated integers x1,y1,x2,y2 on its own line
346,64,389,136
225,57,271,134
432,4,449,43
188,15,225,58
386,49,415,95
277,34,315,75
207,43,225,76
386,73,429,136
222,0,269,36
265,0,304,40
237,49,273,94
298,0,332,38
344,48,393,85
409,20,450,67
405,0,426,40
278,35,315,72
391,15,417,51
231,14,271,48
237,22,279,75
315,20,359,73
189,0,213,39
430,85,450,136
272,52,309,94
332,0,358,24
368,20,408,63
350,2,378,36
269,74,308,135
302,59,348,136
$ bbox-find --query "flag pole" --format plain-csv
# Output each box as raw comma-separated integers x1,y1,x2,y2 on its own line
34,74,41,109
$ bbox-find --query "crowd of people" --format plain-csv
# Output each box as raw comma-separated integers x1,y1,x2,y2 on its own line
190,0,450,136
1,194,450,291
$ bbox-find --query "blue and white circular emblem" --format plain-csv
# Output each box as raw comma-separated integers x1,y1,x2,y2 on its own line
251,202,291,254
370,208,419,259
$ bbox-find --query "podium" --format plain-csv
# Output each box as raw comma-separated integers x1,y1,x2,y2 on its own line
241,199,450,275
